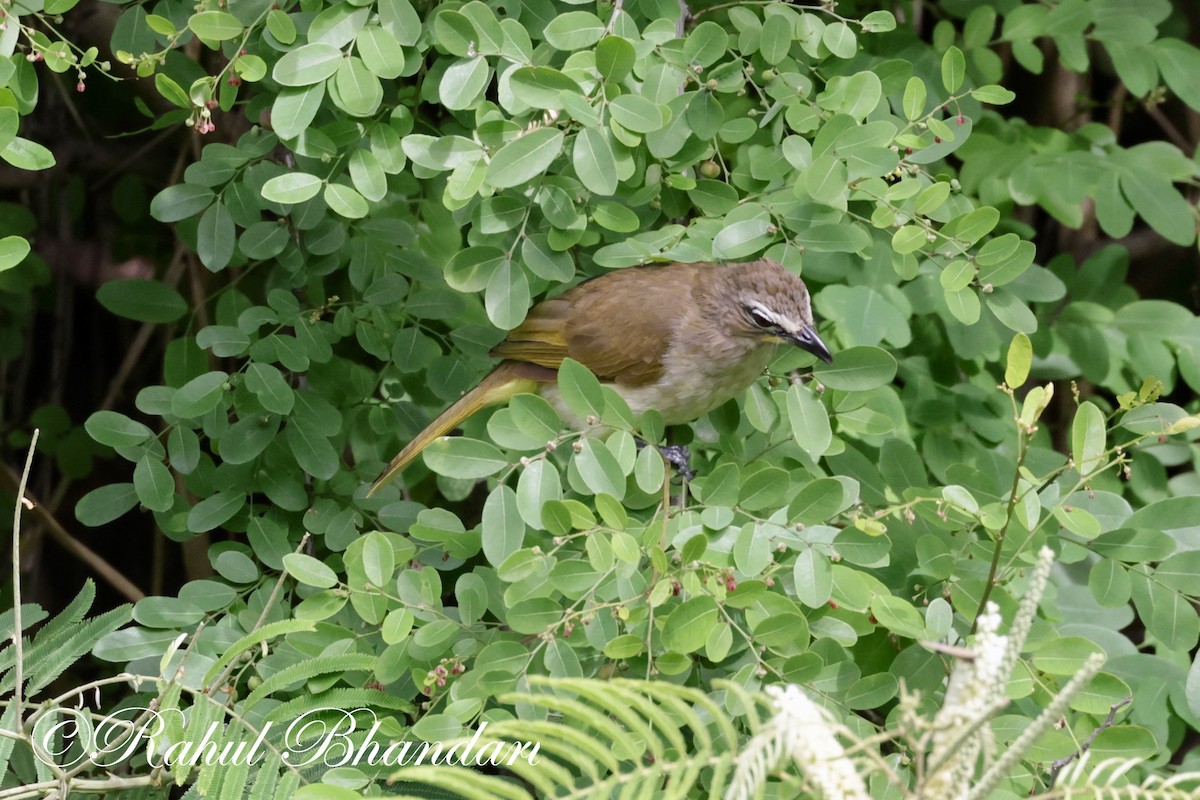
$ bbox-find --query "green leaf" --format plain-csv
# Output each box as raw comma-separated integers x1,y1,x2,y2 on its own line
575,440,625,499
1071,401,1106,476
272,85,325,140
804,154,847,207
596,36,636,81
1119,169,1196,246
1154,39,1200,112
938,258,973,291
759,21,790,65
787,384,831,458
262,172,323,204
221,416,279,464
197,202,234,271
945,286,981,325
266,8,296,44
1005,332,1032,388
153,74,190,109
485,259,530,330
941,46,965,92
543,11,605,51
556,358,605,421
486,127,563,188
573,128,618,195
1031,636,1105,676
333,56,383,116
0,108,19,154
1053,505,1101,539
506,598,561,634
813,346,897,391
324,183,370,219
245,363,295,414
96,279,188,323
861,10,897,33
272,43,343,87
133,455,174,513
902,76,927,121
1187,649,1200,719
483,485,525,567
509,67,582,110
822,21,857,59
85,410,153,448
712,216,772,260
846,673,899,710
662,596,718,654
891,225,928,255
604,634,644,659
283,553,339,589
609,95,670,134
171,371,229,418
186,490,244,533
195,326,247,357
1088,558,1131,608
189,11,242,41
793,547,833,608
2,137,55,171
871,594,925,640
75,483,139,526
971,84,1016,104
423,437,508,478
516,459,561,529
438,56,489,111
361,531,396,588
0,235,28,273
946,207,1000,244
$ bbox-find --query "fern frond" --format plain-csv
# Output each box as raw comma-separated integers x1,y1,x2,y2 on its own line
0,702,19,787
271,770,300,800
217,757,250,800
241,653,377,711
247,752,281,800
390,677,738,799
0,582,99,686
1041,754,1200,800
201,619,317,687
393,766,532,800
23,605,133,695
262,688,415,724
0,602,49,644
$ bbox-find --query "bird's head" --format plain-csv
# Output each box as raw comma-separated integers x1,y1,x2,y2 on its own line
720,259,833,364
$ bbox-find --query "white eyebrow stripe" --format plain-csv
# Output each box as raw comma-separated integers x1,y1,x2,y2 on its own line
749,302,800,333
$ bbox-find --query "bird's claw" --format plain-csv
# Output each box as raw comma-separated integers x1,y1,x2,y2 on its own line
657,444,695,481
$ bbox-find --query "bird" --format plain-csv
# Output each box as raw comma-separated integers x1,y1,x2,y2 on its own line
367,258,832,495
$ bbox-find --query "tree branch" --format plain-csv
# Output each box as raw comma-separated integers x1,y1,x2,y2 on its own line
1046,695,1133,787
1,460,145,602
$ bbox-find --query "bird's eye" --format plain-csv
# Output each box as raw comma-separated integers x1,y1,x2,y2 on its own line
746,307,775,329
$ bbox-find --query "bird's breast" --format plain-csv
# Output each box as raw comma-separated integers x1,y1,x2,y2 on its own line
539,342,773,427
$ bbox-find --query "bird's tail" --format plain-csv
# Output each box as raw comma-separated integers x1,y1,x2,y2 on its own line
367,361,553,496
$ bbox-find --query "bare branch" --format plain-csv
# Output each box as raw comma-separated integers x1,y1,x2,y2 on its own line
1046,695,1133,787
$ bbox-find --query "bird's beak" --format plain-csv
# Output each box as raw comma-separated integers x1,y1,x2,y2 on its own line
789,327,833,364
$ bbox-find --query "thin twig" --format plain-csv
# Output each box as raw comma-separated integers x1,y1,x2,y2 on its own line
676,0,690,38
11,428,40,734
605,0,623,33
1045,695,1133,787
971,416,1027,633
1144,101,1192,152
0,462,144,602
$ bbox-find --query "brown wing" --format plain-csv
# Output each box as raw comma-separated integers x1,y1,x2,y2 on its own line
490,265,696,387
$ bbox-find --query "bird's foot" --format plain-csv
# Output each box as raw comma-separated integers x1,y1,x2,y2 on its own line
657,444,695,482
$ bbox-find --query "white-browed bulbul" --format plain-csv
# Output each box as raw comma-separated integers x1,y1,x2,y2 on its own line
368,258,831,494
